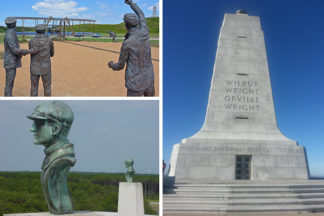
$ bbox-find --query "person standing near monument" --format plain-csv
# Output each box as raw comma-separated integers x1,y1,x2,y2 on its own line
108,0,155,96
3,18,30,96
28,24,54,96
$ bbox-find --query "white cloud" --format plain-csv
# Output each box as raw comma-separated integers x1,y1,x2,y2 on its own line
32,0,88,18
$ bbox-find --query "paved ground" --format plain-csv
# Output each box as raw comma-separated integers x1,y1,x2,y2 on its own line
0,40,159,96
164,213,324,216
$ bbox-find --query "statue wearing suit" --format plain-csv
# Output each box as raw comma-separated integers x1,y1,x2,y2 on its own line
29,24,54,96
3,18,29,96
108,0,155,97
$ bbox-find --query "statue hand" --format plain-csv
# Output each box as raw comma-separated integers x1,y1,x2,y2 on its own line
108,61,114,68
21,49,29,56
124,0,133,5
29,48,38,55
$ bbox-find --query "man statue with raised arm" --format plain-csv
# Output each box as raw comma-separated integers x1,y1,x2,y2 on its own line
108,0,155,97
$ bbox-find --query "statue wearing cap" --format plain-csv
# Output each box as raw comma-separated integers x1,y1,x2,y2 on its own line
27,101,76,214
125,158,135,182
108,30,117,43
3,18,33,96
28,24,54,96
108,0,155,97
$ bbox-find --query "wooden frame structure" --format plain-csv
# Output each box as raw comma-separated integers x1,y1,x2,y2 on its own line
7,16,96,41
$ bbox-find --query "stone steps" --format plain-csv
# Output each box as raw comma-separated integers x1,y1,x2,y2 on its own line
164,193,324,200
164,204,324,213
167,188,324,194
164,198,324,205
163,181,324,213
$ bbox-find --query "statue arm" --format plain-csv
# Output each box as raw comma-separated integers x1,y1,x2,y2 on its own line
50,39,54,57
7,34,28,56
127,0,147,28
109,43,129,70
28,40,39,55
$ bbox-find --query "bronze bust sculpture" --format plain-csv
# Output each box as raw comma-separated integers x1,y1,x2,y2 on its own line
27,101,76,214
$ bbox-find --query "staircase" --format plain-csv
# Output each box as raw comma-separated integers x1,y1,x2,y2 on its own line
163,180,324,214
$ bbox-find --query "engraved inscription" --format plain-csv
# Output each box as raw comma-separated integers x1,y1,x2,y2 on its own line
224,80,261,112
180,146,304,154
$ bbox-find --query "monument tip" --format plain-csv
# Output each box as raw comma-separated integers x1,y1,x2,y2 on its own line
235,9,248,14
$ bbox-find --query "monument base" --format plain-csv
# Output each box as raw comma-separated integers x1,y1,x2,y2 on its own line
4,211,154,216
118,182,144,216
169,138,309,182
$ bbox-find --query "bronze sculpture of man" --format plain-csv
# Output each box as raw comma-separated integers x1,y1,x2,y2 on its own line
125,158,135,182
3,18,30,96
29,24,54,96
108,0,155,97
108,30,117,42
27,101,76,214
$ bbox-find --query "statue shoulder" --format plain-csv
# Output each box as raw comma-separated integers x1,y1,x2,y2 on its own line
43,144,76,170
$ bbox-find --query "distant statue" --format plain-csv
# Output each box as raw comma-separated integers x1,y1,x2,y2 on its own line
108,0,155,97
108,30,117,42
27,101,76,214
163,160,166,174
125,158,135,182
3,18,32,96
29,24,54,96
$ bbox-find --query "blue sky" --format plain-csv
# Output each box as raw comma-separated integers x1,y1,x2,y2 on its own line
0,100,159,174
0,0,159,26
163,0,324,177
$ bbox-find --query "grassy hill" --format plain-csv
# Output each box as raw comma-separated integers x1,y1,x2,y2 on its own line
0,17,159,34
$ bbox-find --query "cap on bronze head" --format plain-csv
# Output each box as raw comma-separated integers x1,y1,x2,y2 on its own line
5,18,16,25
5,18,16,28
27,101,74,127
123,13,139,27
35,24,46,34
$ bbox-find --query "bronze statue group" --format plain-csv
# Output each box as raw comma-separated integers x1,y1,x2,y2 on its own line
3,0,155,97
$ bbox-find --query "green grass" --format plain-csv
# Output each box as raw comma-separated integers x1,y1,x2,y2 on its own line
65,37,159,47
0,34,159,47
0,17,159,34
149,40,159,48
0,34,29,44
66,17,159,34
0,51,3,59
0,171,159,215
65,37,124,43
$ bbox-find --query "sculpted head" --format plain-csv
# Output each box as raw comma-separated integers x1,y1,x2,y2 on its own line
35,24,46,35
5,18,16,29
123,13,139,31
27,101,74,147
125,158,134,168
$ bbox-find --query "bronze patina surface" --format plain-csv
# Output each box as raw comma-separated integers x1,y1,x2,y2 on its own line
27,101,76,214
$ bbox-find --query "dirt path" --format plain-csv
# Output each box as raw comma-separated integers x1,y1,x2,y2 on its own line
0,41,159,96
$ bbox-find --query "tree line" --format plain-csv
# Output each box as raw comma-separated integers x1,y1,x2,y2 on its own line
0,172,158,215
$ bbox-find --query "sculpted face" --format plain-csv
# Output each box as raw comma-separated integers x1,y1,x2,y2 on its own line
30,119,54,146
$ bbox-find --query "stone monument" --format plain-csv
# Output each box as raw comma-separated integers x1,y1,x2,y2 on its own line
27,101,76,214
168,10,309,182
